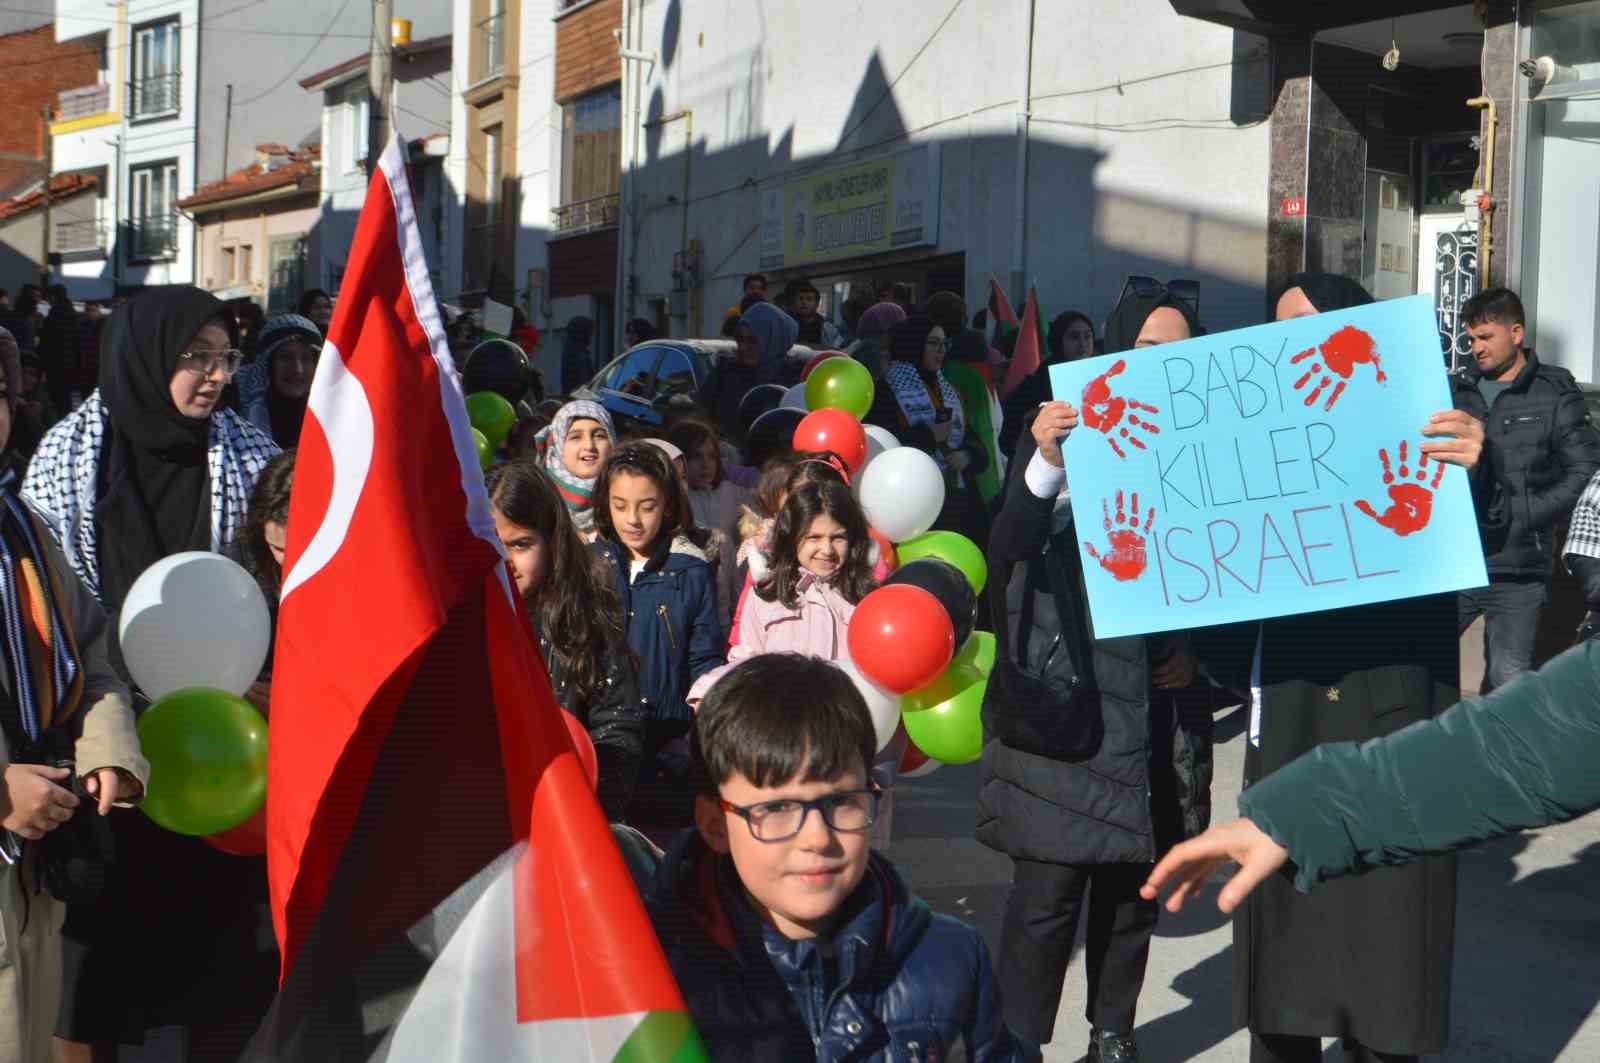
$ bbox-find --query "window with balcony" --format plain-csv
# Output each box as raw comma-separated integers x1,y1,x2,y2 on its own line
555,86,621,236
270,237,308,312
129,160,179,260
346,84,370,173
52,180,109,258
56,32,112,121
131,20,180,120
477,0,506,82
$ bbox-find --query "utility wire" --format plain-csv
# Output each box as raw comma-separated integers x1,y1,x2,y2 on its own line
230,0,359,107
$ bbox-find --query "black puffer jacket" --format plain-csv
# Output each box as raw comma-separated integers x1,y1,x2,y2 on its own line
646,832,1022,1062
534,622,646,821
976,418,1215,866
1451,351,1600,577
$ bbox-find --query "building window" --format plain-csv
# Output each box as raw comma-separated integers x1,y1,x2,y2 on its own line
484,124,502,226
556,86,621,234
270,237,308,312
222,245,237,282
347,85,371,173
477,0,506,82
131,20,180,119
129,160,178,260
240,244,253,283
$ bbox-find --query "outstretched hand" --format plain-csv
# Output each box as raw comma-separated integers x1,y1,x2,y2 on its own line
1140,817,1289,913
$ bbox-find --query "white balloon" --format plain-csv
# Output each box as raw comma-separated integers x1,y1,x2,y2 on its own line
118,551,273,700
861,424,900,467
781,382,809,411
858,446,946,542
837,658,902,754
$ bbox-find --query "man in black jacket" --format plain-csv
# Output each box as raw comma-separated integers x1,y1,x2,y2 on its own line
1451,287,1600,691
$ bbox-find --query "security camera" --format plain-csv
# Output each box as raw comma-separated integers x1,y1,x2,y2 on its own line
1521,56,1578,89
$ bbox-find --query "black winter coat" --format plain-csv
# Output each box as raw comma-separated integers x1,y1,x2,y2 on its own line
533,621,645,821
646,832,1022,1062
1195,594,1459,1054
976,421,1215,867
1451,351,1600,577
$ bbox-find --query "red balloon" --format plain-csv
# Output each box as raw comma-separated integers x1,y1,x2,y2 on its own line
204,806,265,856
847,584,955,694
801,350,847,380
897,723,929,773
794,408,868,473
868,527,898,577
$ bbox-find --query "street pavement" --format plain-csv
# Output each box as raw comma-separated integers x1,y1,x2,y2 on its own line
890,625,1600,1061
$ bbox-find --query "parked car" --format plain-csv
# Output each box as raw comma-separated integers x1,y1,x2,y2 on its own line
576,338,815,431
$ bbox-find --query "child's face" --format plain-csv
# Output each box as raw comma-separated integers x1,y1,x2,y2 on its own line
696,765,872,941
609,470,666,560
492,509,549,601
797,513,848,580
685,437,718,490
563,418,612,479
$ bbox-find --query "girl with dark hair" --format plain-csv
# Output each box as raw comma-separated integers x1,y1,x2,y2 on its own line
667,417,750,537
243,449,295,601
698,480,872,679
296,288,333,337
593,443,724,827
488,460,645,820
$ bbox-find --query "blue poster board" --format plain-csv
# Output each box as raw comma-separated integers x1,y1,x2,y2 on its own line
1049,294,1488,639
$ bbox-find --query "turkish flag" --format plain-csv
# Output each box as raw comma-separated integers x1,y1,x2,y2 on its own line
248,136,701,1061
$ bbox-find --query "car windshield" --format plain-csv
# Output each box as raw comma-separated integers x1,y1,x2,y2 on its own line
656,349,699,397
600,348,660,396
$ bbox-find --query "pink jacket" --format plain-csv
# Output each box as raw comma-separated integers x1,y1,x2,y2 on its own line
689,575,856,702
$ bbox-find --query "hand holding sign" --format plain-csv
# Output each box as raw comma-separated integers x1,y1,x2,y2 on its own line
1032,401,1080,467
1289,325,1387,410
1354,441,1445,537
1419,408,1485,472
1082,360,1160,459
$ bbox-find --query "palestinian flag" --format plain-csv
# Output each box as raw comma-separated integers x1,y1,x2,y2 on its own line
246,134,703,1062
986,274,1019,329
1000,286,1042,400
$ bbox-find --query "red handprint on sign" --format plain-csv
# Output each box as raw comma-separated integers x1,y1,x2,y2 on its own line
1289,325,1387,411
1354,440,1445,537
1081,359,1161,459
1084,490,1156,581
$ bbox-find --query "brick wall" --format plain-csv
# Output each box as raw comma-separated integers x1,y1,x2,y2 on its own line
0,25,103,193
554,0,621,103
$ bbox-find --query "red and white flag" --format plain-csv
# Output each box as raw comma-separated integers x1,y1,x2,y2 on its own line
251,135,703,1061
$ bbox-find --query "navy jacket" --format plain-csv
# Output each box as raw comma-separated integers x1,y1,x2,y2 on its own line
1451,351,1600,577
596,535,725,734
647,832,1022,1063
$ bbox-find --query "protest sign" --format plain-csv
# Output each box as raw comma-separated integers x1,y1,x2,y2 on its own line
1049,294,1488,639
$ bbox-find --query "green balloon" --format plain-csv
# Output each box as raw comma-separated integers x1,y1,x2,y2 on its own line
804,357,875,420
138,687,268,837
472,427,493,471
896,531,987,593
901,660,986,765
466,391,517,450
953,630,996,677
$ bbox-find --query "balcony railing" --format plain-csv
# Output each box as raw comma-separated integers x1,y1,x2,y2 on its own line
477,12,505,81
56,83,111,121
54,218,107,255
552,192,620,237
131,72,180,119
129,215,177,260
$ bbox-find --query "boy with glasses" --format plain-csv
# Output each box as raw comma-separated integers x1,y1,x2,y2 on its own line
647,653,1021,1061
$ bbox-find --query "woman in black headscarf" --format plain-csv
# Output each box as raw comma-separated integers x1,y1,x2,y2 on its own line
1191,273,1480,1063
981,283,1219,1063
22,286,282,1059
999,310,1097,457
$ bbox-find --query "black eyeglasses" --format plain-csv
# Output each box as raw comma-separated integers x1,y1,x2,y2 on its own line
719,788,881,842
1120,275,1201,318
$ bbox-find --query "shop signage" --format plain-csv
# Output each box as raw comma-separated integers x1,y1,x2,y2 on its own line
759,144,940,270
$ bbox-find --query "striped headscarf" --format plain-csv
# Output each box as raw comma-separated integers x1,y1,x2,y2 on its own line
532,399,616,532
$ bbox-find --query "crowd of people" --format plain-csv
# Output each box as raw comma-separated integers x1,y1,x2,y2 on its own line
0,265,1594,1063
